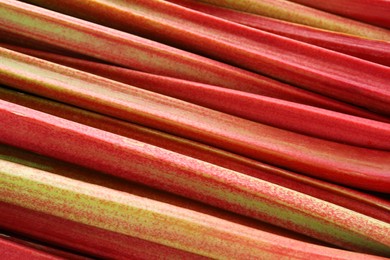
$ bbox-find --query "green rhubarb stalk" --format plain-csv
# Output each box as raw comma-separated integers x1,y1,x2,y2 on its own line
9,0,390,116
195,0,390,40
1,157,389,258
1,100,390,255
2,87,389,223
0,47,389,193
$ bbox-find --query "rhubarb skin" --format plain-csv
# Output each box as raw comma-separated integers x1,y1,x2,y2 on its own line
287,0,390,29
1,158,389,259
9,0,390,116
1,101,390,255
0,143,333,247
0,151,205,259
195,0,390,40
0,0,349,113
0,205,207,260
168,0,390,67
0,233,90,260
0,235,65,260
0,48,389,193
2,87,389,223
3,44,390,149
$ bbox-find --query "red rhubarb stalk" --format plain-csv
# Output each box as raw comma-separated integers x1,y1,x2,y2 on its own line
4,42,388,124
2,88,389,223
1,156,389,257
0,0,390,114
0,143,331,246
1,100,390,254
0,235,65,260
195,0,390,40
0,0,352,113
0,202,206,260
287,0,390,29
0,233,91,260
167,0,390,67
2,44,390,148
1,48,390,192
8,0,390,116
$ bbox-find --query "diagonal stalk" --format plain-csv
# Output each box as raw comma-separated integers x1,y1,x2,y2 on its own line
1,100,390,255
1,157,389,258
287,0,390,29
0,235,65,260
2,44,390,149
2,87,389,223
0,48,389,192
167,0,390,67
1,143,333,246
195,0,390,40
0,0,345,112
11,0,390,115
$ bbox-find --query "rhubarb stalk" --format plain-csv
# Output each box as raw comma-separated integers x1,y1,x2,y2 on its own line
194,0,390,40
1,157,389,258
2,44,390,149
287,0,390,29
0,0,347,112
0,235,65,260
167,0,390,67
1,48,389,192
1,100,390,254
2,87,389,223
1,0,390,115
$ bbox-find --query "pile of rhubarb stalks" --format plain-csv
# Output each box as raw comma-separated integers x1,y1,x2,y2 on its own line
0,0,389,259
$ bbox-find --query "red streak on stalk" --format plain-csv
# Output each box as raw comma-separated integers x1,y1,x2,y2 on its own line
0,233,90,260
0,235,63,260
15,0,390,115
168,0,390,67
287,0,390,29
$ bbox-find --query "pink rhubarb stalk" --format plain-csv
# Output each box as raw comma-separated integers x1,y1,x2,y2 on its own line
8,0,390,116
2,87,389,223
1,155,390,257
195,0,390,40
1,100,390,254
287,0,390,29
0,143,331,246
3,42,388,124
0,0,353,113
168,0,390,67
1,48,390,192
2,44,390,149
